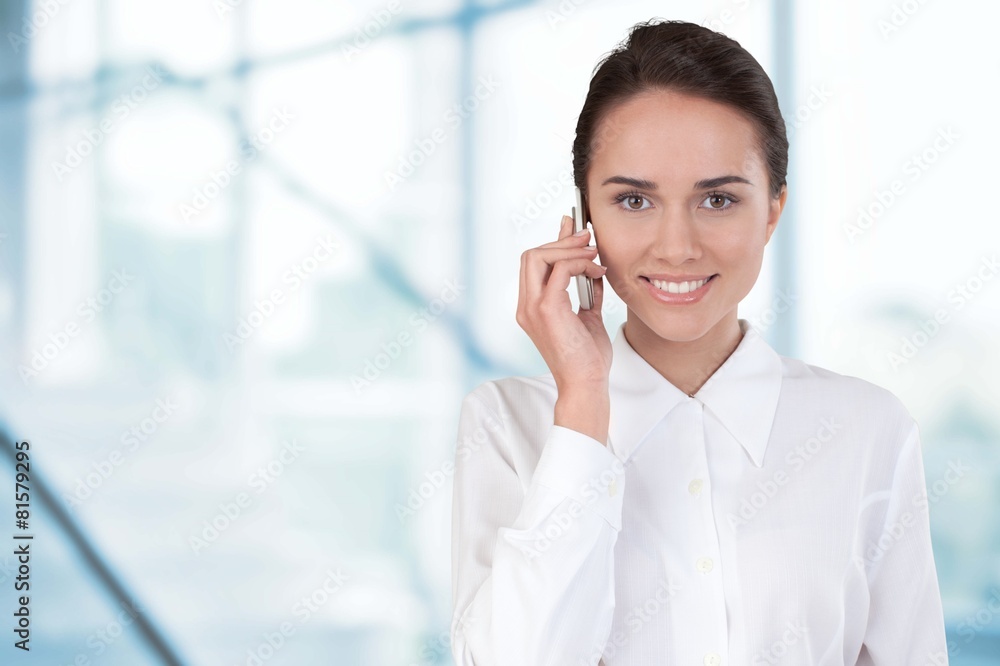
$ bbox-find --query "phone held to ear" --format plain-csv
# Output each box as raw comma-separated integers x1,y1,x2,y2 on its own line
572,186,596,310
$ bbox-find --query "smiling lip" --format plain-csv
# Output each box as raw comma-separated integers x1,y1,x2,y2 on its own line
641,274,717,304
642,273,716,282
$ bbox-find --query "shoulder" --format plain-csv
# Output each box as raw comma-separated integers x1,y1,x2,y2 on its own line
462,372,559,425
459,372,559,469
776,353,919,460
784,353,911,410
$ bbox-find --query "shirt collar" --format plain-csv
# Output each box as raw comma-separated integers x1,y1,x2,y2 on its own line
607,318,783,468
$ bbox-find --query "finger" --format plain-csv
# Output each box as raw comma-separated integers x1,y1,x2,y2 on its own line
580,277,605,334
541,257,608,305
558,213,581,241
524,247,599,306
558,214,571,240
542,215,589,248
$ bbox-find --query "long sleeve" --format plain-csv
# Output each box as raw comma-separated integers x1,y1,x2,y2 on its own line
856,420,949,665
450,387,626,665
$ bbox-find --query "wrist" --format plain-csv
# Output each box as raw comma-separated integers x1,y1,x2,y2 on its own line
554,387,610,446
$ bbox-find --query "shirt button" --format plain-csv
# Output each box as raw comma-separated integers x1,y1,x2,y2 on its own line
688,479,703,496
704,652,721,666
696,557,714,573
608,477,618,497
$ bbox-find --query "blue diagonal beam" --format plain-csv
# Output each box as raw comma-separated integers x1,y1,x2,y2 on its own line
0,428,186,666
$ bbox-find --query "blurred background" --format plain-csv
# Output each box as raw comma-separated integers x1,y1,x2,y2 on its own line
0,0,997,664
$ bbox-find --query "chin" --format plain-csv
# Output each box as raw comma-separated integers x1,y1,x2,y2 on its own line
634,307,721,343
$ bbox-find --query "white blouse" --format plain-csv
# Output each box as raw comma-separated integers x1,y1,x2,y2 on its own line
450,318,948,665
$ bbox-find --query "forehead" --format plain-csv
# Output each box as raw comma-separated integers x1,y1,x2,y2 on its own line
589,89,763,185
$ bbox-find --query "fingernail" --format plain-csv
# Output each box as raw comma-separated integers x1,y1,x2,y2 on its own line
573,229,588,236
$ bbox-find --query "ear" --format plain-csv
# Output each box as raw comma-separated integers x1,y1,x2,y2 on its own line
765,185,787,245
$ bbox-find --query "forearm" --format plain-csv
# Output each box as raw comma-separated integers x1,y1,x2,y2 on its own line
452,418,625,665
555,386,610,446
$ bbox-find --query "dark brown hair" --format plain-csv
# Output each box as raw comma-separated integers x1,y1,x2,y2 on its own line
573,18,788,200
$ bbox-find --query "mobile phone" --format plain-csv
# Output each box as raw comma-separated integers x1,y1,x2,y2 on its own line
572,186,595,310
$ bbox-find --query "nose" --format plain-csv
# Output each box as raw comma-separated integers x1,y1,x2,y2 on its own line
650,206,702,265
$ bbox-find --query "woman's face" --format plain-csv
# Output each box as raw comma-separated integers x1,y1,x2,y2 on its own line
586,88,787,342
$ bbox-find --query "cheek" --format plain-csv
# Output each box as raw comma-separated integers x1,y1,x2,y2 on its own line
704,219,767,266
606,268,641,303
709,234,766,290
717,237,762,268
593,235,637,291
593,229,641,266
589,249,627,301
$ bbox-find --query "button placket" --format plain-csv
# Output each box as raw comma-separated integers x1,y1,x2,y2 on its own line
687,398,728,662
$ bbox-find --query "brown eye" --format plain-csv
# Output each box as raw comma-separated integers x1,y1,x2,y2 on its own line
700,192,737,211
614,192,652,213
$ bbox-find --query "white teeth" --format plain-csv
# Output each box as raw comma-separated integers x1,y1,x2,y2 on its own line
650,277,710,294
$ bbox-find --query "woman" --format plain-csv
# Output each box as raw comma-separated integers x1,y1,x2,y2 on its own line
450,18,948,665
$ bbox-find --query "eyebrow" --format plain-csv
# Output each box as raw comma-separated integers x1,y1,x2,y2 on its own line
600,175,753,190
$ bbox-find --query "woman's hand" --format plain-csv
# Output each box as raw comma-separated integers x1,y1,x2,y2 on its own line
516,214,612,396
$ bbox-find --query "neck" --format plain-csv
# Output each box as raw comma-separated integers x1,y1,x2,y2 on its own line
623,312,744,397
